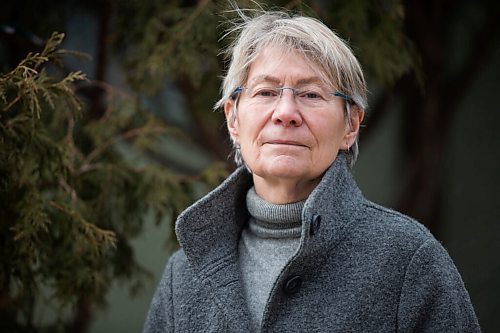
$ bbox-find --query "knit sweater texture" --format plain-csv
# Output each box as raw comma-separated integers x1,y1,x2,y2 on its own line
239,187,302,331
143,154,481,333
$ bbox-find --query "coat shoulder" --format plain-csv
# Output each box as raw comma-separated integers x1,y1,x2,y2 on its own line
359,199,434,243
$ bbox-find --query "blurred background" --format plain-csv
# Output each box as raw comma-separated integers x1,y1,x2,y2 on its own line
0,0,499,332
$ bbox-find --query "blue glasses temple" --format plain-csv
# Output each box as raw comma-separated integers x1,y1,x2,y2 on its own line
331,92,354,103
230,86,354,104
230,87,243,100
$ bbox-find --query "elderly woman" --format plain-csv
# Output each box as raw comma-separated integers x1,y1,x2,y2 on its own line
144,9,480,333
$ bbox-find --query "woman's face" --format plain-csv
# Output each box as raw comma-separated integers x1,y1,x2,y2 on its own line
224,48,362,195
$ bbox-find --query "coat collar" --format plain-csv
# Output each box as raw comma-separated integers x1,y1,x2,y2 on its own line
174,153,365,331
175,153,364,270
175,164,252,271
297,153,365,266
175,164,253,332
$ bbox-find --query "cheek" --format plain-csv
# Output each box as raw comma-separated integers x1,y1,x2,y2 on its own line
236,110,268,145
314,119,344,142
310,118,348,154
234,121,259,164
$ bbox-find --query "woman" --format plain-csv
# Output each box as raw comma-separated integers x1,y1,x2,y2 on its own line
144,9,480,333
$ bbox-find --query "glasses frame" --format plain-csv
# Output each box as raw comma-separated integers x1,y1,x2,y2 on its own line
230,86,355,105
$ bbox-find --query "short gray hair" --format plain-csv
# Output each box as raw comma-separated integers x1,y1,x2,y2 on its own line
214,9,367,167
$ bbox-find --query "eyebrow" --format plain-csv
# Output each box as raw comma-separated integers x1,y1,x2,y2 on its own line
248,75,324,86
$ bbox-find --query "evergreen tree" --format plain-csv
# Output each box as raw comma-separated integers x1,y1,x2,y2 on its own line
0,31,226,332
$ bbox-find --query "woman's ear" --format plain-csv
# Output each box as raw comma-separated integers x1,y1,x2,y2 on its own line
224,99,240,143
344,106,365,148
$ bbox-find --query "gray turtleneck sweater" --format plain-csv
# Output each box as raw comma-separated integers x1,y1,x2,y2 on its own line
238,187,304,331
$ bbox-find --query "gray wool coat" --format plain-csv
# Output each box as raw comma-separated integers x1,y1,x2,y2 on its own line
143,155,480,333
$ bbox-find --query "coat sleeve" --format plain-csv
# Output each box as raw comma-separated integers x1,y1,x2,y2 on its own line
143,255,175,333
397,238,481,332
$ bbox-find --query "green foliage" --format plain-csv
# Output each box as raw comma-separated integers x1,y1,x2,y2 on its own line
121,1,221,93
320,0,420,87
0,32,227,331
0,32,109,330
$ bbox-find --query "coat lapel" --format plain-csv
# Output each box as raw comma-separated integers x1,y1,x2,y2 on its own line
175,167,253,332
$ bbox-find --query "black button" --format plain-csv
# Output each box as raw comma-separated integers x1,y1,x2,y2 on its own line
309,214,321,235
283,275,302,295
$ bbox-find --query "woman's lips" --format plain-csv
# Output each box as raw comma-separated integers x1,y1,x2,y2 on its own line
266,140,307,147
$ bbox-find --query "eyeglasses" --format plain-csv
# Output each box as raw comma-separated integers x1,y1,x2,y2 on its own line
230,85,354,109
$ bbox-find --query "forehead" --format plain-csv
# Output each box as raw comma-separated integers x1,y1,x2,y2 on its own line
246,46,330,86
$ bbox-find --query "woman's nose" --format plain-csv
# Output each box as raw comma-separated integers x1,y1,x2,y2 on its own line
271,90,303,127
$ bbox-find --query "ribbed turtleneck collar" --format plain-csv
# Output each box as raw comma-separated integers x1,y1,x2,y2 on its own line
245,187,304,239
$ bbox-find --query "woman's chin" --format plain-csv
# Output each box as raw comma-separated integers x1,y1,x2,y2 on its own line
252,156,312,180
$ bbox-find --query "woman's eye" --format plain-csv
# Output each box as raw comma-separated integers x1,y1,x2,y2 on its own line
255,89,277,97
301,91,323,99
